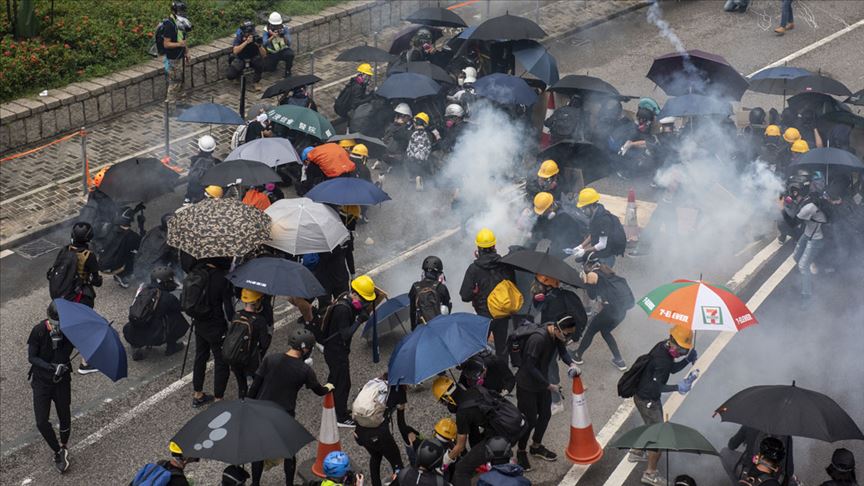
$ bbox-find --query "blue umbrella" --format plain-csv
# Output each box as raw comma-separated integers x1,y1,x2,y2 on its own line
177,103,245,125
659,94,732,118
748,67,812,95
387,313,490,385
376,73,441,100
306,178,391,206
362,293,411,339
473,73,538,106
513,40,559,85
226,257,326,298
53,299,127,381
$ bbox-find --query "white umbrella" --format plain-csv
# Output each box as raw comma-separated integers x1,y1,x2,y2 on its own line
226,138,300,168
265,198,350,255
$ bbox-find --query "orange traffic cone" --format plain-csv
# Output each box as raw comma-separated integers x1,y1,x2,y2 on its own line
624,188,639,243
311,392,342,478
564,372,603,464
539,92,555,150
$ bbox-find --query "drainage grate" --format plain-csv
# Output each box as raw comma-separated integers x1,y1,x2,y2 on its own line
14,237,60,259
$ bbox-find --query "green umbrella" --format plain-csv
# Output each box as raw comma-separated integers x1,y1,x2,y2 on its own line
609,421,718,482
266,105,335,141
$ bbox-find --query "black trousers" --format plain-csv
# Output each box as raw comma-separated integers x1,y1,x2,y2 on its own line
251,456,295,486
451,438,491,486
489,317,511,358
324,354,351,422
355,424,404,486
32,379,71,453
517,386,552,450
231,366,250,400
262,47,295,77
226,56,263,82
117,251,136,278
192,325,229,398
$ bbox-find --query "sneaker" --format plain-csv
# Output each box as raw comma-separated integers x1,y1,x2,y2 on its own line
192,393,214,408
114,275,130,289
516,450,532,472
529,444,557,462
337,419,356,428
54,447,70,473
785,22,795,30
550,400,565,416
131,348,145,361
572,353,584,365
612,357,629,371
165,341,184,356
628,450,648,463
77,363,98,375
641,470,667,486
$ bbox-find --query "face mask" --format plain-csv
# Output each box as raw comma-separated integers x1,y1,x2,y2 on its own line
49,321,63,349
445,120,455,128
355,75,366,85
162,280,179,292
351,298,363,311
458,78,465,87
668,345,685,358
475,376,485,387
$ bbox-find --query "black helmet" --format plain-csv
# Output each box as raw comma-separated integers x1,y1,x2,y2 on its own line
459,355,485,383
749,107,766,126
171,0,187,15
47,301,59,321
151,265,175,284
759,437,785,463
484,436,512,465
827,447,855,476
241,20,255,35
71,222,94,243
415,439,445,470
422,255,443,274
116,207,134,225
288,327,316,352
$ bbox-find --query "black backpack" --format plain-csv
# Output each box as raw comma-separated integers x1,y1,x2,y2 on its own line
129,286,161,326
605,212,627,256
603,274,635,311
506,320,545,368
180,266,211,319
333,83,354,118
47,247,87,299
617,353,652,398
460,388,525,444
153,18,171,56
222,314,255,367
414,281,442,324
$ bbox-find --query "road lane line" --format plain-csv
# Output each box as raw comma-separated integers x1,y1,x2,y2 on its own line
0,249,13,259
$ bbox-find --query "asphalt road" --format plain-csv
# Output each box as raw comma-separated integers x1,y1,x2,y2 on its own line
2,1,863,485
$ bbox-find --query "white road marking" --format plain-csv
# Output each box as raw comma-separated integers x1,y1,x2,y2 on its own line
0,249,13,259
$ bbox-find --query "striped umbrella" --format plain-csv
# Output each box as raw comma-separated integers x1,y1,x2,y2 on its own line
637,279,757,332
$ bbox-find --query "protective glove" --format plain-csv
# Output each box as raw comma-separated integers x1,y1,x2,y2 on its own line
564,247,586,258
676,370,699,395
547,383,561,393
618,141,632,156
442,450,457,467
686,348,699,364
567,364,582,378
323,383,335,392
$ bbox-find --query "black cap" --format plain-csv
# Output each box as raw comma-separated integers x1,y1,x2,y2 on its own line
759,437,785,462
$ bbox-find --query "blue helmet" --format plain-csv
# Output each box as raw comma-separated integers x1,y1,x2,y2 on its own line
301,146,314,161
323,451,351,478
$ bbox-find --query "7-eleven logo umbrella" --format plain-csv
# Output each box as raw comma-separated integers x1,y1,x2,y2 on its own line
638,280,758,332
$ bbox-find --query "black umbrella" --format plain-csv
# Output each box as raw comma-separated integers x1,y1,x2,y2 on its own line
389,25,443,55
172,399,315,464
820,110,864,128
227,257,325,298
261,74,322,99
647,49,749,100
788,92,850,116
550,74,622,98
714,383,864,442
747,66,813,95
788,147,864,171
845,89,864,106
199,159,281,187
389,61,454,84
469,13,547,41
328,132,386,158
336,45,396,63
512,39,559,85
500,250,584,287
537,141,611,185
405,6,467,28
376,72,441,100
788,74,852,97
98,157,180,203
659,94,732,118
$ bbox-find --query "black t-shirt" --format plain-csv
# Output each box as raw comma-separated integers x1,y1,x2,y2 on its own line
249,353,328,415
455,387,488,436
588,206,614,258
161,19,185,60
515,330,554,392
28,321,74,384
232,30,262,60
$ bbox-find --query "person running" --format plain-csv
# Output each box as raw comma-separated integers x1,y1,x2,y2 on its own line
224,289,271,399
123,266,188,361
567,188,626,268
409,256,452,330
775,0,795,35
572,252,635,371
28,302,74,473
247,327,332,485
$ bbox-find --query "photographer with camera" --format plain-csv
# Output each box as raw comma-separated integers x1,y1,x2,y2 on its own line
262,12,294,78
227,20,267,92
158,1,192,107
28,302,75,474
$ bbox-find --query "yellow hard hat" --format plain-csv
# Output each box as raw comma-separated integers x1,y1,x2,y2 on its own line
783,127,801,143
537,159,559,179
169,441,183,455
576,187,600,208
351,144,369,157
92,166,109,188
351,274,377,302
431,376,456,406
341,205,361,218
414,112,430,125
670,326,694,350
434,417,458,441
357,63,374,76
475,228,496,248
764,125,781,137
241,288,264,303
533,191,555,215
791,139,809,154
338,139,357,149
205,185,223,199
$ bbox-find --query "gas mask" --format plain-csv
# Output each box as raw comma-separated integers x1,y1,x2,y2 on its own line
49,321,63,350
351,298,364,311
445,119,455,128
668,343,688,359
530,280,550,304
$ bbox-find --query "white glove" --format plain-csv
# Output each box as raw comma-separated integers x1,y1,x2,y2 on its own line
565,247,585,258
567,364,581,378
442,450,457,467
323,382,335,392
619,141,632,156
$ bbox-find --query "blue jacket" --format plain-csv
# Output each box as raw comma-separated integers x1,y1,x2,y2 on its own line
477,464,531,486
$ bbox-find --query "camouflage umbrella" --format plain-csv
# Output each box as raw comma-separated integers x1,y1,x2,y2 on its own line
167,198,271,259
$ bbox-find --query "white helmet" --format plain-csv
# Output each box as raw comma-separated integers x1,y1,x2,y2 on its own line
198,135,216,153
268,12,283,26
461,67,477,84
659,116,676,125
445,104,464,118
394,103,412,117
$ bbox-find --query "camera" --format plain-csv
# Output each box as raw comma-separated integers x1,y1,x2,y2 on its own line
343,471,357,486
253,34,263,45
